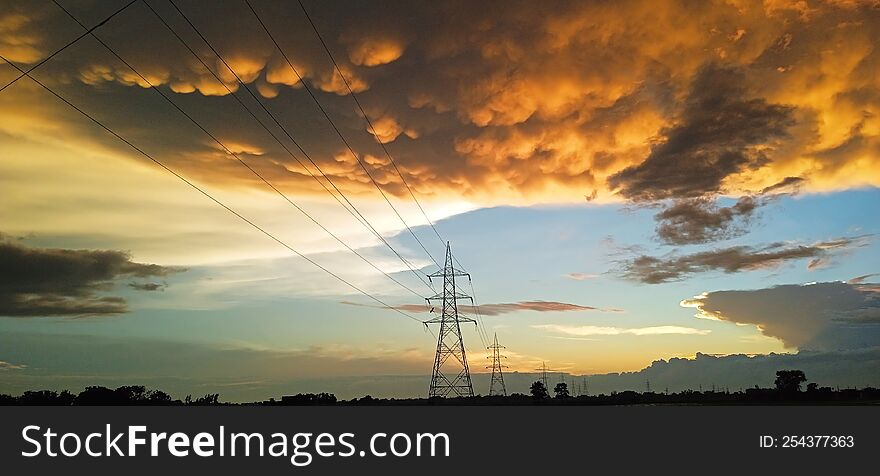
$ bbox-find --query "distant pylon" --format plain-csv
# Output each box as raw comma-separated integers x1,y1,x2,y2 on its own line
487,333,508,396
535,361,557,389
425,243,476,398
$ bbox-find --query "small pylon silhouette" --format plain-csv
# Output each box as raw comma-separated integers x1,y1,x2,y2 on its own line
535,361,557,389
425,243,476,398
486,333,508,396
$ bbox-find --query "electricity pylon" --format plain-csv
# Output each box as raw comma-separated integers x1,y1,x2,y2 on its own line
535,361,558,389
486,333,508,396
425,243,476,398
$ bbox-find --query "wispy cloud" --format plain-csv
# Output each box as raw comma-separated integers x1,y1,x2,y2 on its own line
564,272,598,281
620,236,871,284
848,273,878,284
342,300,620,316
533,324,710,337
0,360,27,371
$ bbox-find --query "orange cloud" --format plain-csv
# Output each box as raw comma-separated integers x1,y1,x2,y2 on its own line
366,115,418,143
347,37,405,66
0,9,43,64
1,0,878,209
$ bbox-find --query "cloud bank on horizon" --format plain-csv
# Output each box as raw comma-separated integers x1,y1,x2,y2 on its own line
682,280,880,351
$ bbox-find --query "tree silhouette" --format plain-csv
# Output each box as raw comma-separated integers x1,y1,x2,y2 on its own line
147,389,172,403
530,381,549,400
75,386,117,404
185,393,220,405
18,390,75,405
281,392,337,405
554,382,570,399
774,370,806,394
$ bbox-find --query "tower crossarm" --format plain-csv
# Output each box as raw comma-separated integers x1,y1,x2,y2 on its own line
424,314,476,325
427,269,469,279
426,292,473,302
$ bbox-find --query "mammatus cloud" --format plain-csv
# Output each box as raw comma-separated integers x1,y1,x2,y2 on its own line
621,236,870,284
0,7,43,63
1,0,878,207
681,280,880,350
533,324,710,337
0,237,181,317
344,36,406,67
341,300,615,316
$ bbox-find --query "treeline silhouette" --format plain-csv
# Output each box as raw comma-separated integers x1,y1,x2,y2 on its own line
0,385,222,406
2,371,878,406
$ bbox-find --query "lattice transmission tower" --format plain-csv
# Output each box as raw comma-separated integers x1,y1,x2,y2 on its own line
425,243,476,398
487,333,508,396
535,361,557,389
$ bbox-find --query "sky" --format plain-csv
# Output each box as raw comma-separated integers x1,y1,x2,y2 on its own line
1,0,879,400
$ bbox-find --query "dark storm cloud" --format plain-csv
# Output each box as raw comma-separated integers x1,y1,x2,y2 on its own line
652,174,804,246
683,281,880,350
621,236,869,284
127,282,167,292
608,65,796,201
760,176,805,195
654,196,760,245
3,0,878,206
0,238,179,317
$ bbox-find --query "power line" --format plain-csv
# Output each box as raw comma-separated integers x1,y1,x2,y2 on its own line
243,0,441,268
49,0,426,301
292,0,480,275
160,0,436,294
125,0,433,299
294,0,446,247
0,0,138,93
288,1,496,344
0,54,424,324
467,278,490,347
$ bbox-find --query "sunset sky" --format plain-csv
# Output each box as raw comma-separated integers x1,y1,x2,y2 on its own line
1,0,878,400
